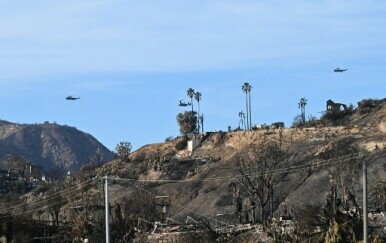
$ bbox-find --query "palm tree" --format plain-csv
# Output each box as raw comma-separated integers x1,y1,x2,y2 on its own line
242,83,252,130
248,84,252,129
187,88,195,133
194,91,202,132
242,83,249,130
298,97,308,124
187,88,195,113
239,111,246,130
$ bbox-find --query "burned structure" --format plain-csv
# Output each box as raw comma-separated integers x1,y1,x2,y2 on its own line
322,99,353,123
326,99,348,113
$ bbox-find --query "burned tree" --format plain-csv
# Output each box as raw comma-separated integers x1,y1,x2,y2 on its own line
45,187,67,228
235,139,292,225
318,139,362,215
229,182,243,223
371,176,386,212
90,147,105,168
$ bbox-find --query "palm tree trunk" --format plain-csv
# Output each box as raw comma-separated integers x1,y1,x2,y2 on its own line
191,97,194,133
245,93,249,130
197,102,200,132
191,97,194,113
243,114,246,130
248,91,252,130
201,115,204,132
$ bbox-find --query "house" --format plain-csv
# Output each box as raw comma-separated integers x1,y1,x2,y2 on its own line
326,99,347,113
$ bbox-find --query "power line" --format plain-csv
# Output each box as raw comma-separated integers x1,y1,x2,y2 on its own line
0,179,94,216
112,177,233,228
0,186,87,220
0,150,370,216
109,152,365,184
106,151,366,227
0,179,94,214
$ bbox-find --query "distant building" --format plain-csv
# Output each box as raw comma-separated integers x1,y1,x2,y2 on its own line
326,99,347,113
271,122,285,129
188,135,202,152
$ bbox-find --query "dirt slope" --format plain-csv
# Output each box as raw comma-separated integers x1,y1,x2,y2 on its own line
97,99,386,223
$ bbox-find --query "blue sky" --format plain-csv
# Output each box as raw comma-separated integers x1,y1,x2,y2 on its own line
0,0,385,150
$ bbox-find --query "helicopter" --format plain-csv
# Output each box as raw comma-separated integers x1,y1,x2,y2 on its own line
66,96,80,100
178,100,191,107
334,68,347,72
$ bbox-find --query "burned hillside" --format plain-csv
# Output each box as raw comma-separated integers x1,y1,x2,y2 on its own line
1,98,385,242
86,98,386,241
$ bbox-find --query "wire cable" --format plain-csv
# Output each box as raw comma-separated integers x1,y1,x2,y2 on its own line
0,185,89,220
0,178,95,215
110,152,365,184
111,177,233,229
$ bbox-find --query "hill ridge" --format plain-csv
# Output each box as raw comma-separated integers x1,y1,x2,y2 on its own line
0,120,113,172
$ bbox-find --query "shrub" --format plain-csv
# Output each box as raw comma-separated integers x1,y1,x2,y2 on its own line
320,104,354,124
358,99,382,113
291,114,303,128
304,115,322,127
175,139,187,150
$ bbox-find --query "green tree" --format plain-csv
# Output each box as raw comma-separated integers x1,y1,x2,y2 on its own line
114,141,132,162
177,111,197,135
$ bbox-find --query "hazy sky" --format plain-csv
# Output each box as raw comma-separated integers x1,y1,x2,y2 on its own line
1,0,385,150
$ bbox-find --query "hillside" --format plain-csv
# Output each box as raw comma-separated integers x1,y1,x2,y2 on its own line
0,121,113,172
90,98,385,241
100,99,385,210
2,99,385,242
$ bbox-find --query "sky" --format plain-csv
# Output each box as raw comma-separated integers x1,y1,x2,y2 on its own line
0,0,385,151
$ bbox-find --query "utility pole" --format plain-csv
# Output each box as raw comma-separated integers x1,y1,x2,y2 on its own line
362,160,368,243
155,196,170,225
104,176,110,243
